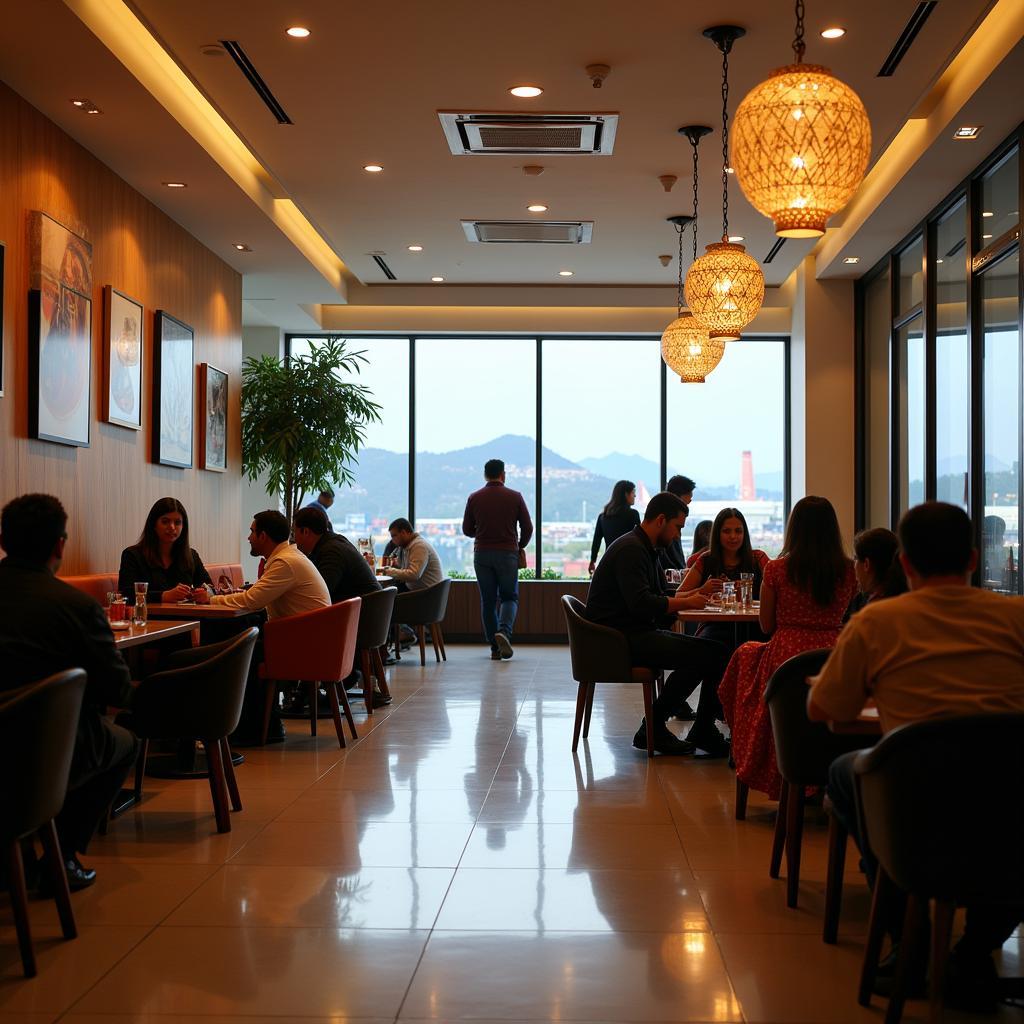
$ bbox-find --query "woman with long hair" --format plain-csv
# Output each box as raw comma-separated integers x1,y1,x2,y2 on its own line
588,479,641,575
717,496,856,798
118,497,212,603
685,519,714,568
848,527,907,615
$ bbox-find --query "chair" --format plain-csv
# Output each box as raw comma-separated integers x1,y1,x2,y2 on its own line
764,648,877,922
854,713,1024,1023
561,595,656,758
260,599,361,747
131,629,257,833
355,587,397,715
393,579,451,666
0,670,87,977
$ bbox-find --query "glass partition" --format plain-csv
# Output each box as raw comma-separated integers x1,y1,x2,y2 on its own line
897,236,923,315
864,270,892,526
896,319,926,515
978,149,1020,250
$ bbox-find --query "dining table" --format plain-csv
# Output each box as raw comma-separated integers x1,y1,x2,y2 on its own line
146,601,256,619
113,617,200,648
675,605,762,645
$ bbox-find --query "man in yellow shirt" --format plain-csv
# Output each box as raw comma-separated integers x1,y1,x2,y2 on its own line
808,502,1024,1012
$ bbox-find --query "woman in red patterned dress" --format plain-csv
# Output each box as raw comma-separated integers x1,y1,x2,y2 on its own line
718,496,856,798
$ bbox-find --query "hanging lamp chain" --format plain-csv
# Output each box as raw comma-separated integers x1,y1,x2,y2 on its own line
720,42,730,239
675,219,685,317
792,0,806,63
690,135,700,263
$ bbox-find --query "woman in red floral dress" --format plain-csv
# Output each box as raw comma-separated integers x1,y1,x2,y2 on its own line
718,496,856,799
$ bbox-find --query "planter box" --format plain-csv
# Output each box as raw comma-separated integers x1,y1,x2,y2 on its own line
442,578,590,643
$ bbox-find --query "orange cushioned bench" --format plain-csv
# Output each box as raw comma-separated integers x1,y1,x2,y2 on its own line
61,564,245,601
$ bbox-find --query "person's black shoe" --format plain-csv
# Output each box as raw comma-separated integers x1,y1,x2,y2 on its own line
687,728,731,759
673,701,698,721
944,944,999,1014
490,649,502,660
344,670,363,692
39,855,96,896
371,690,392,708
872,944,928,999
494,632,514,659
633,721,695,756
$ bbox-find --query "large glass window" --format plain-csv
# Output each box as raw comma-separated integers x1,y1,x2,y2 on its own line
981,250,1020,592
540,338,659,578
290,337,409,554
864,270,891,526
897,236,923,315
415,338,536,574
666,339,788,557
934,200,970,509
978,149,1019,250
896,319,926,514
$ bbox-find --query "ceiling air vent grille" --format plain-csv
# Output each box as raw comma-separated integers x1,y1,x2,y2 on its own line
462,220,594,244
439,112,618,155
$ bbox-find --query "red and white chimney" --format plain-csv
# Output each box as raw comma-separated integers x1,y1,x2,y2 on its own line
740,450,755,501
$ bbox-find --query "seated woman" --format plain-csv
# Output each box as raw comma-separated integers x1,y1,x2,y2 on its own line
119,497,212,603
847,526,907,617
718,496,856,799
685,519,714,569
588,480,641,575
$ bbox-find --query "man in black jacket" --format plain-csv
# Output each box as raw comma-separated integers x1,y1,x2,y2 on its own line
0,494,139,890
293,507,381,602
586,490,729,756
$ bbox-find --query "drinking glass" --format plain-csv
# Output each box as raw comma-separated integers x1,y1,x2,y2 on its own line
721,582,737,612
133,581,148,625
739,572,754,610
107,591,128,626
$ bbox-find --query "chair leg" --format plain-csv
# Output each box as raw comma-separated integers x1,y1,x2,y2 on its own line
134,738,149,802
261,679,278,746
220,738,242,811
823,812,848,944
582,683,597,738
572,682,588,752
859,867,897,1007
38,819,77,941
929,898,956,1024
785,784,806,909
435,622,447,661
335,683,358,740
769,781,788,878
307,682,319,736
417,626,427,666
202,739,232,833
884,892,926,1024
735,777,750,822
324,681,347,748
7,840,36,977
430,623,442,663
360,649,374,716
372,648,391,699
392,621,402,662
642,681,655,759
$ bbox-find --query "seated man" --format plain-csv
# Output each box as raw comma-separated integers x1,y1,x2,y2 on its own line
195,510,329,743
293,506,380,602
808,501,1024,1012
0,494,139,891
379,517,443,592
585,490,730,756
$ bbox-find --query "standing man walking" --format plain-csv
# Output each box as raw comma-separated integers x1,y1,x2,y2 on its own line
462,459,533,660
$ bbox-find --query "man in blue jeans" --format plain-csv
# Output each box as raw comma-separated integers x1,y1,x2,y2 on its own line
462,459,533,660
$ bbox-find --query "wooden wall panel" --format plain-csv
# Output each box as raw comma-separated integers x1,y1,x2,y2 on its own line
0,82,242,574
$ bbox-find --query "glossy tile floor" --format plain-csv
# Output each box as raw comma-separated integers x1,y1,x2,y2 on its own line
2,645,1019,1022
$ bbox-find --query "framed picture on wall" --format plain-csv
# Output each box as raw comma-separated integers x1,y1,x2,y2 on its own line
28,211,93,447
103,286,144,430
198,363,228,472
153,310,194,468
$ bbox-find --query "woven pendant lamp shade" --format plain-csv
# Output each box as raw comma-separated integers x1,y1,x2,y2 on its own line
731,63,870,238
684,241,765,341
661,314,725,383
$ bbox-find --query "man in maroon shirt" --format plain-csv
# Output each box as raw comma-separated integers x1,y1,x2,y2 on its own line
462,459,533,659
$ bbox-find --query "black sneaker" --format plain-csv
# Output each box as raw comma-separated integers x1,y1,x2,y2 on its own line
686,728,731,759
490,649,502,660
633,721,695,756
494,632,513,658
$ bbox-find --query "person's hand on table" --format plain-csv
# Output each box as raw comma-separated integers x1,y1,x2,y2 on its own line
162,583,193,603
191,587,211,605
674,591,709,611
699,577,724,596
379,566,395,576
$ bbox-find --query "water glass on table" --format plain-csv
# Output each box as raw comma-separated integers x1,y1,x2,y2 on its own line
133,581,148,625
739,572,754,610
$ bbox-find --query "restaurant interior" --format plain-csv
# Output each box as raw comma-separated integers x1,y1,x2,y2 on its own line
0,0,1022,1021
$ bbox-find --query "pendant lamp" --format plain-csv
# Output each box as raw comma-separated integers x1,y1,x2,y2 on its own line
661,127,726,384
685,26,765,341
731,0,871,238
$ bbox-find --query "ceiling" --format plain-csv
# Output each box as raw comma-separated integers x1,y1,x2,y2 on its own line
0,0,1009,327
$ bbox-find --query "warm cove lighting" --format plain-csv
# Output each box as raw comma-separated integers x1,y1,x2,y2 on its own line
286,26,310,38
363,164,383,173
510,85,543,98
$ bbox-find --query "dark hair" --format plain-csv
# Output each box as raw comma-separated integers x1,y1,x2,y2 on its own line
899,502,974,578
389,517,413,533
293,506,330,535
318,488,335,500
603,480,636,517
253,509,291,544
138,497,194,574
853,527,907,598
665,474,696,497
643,491,687,523
703,507,758,577
0,493,67,562
691,519,713,554
782,496,850,606
484,458,504,479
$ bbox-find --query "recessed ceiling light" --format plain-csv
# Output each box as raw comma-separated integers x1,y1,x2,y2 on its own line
431,276,444,282
558,270,574,277
71,98,86,107
85,107,101,114
407,244,424,252
234,243,252,252
71,98,101,114
527,203,548,213
820,26,846,39
509,85,543,98
363,164,383,173
163,181,187,188
286,26,310,38
953,125,982,140
842,256,860,264
982,234,993,240
728,235,744,242
982,211,994,218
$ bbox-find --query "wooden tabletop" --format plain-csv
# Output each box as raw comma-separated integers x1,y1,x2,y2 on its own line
677,608,761,624
147,601,254,619
113,619,200,648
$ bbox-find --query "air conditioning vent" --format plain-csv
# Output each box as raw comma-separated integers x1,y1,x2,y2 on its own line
461,220,594,244
439,112,618,155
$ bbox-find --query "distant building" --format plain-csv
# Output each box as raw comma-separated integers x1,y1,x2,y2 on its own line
740,450,756,501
